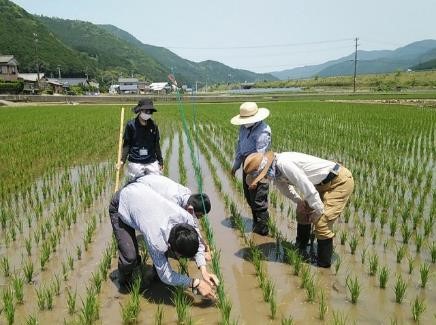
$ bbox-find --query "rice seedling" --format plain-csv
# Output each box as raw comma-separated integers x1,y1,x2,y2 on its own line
348,234,358,255
319,289,327,320
412,213,421,231
378,266,390,289
25,314,38,325
35,285,46,310
270,292,277,319
340,231,347,245
263,278,275,303
358,222,366,237
361,246,368,265
281,316,294,325
79,287,100,324
389,218,397,237
25,237,32,256
154,304,164,325
52,274,61,296
396,245,407,264
334,255,342,275
40,241,51,270
23,259,34,283
178,257,189,276
216,285,232,324
305,275,316,303
120,275,141,324
430,241,436,263
12,274,24,304
369,253,379,276
411,296,426,322
424,218,433,236
346,275,361,304
2,287,15,325
66,287,77,315
62,261,69,281
401,223,412,244
383,239,389,252
332,310,347,325
371,229,377,245
10,225,16,241
33,229,40,245
300,264,311,289
45,286,54,310
419,263,430,288
380,211,388,229
1,256,10,277
67,254,74,271
77,245,82,260
394,275,407,303
172,286,191,325
91,271,103,294
415,233,423,253
408,256,415,274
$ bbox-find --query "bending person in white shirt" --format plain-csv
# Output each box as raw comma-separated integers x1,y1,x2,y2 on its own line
244,151,354,268
136,174,212,260
109,181,218,299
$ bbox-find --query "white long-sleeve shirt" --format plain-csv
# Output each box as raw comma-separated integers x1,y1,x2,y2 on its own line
118,182,206,287
137,174,191,208
274,152,337,215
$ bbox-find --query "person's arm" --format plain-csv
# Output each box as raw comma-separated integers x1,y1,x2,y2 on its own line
279,161,324,216
121,123,131,163
274,180,302,204
154,124,163,167
231,128,243,173
255,128,271,153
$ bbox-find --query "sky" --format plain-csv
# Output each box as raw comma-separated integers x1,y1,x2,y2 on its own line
11,0,436,73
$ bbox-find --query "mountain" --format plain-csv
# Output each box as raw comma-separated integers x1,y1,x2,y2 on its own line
99,24,277,85
0,0,275,85
271,40,436,80
0,0,97,77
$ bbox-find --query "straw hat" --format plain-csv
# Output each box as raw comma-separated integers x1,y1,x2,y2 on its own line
243,151,274,187
230,102,270,125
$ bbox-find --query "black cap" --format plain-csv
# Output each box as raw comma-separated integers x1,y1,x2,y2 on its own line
132,98,157,113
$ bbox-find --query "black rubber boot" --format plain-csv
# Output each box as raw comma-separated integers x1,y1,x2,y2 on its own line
253,211,269,236
317,238,333,268
295,223,311,259
251,210,258,230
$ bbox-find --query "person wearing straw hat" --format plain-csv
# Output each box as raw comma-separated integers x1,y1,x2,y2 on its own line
119,98,163,178
230,102,272,236
244,151,354,268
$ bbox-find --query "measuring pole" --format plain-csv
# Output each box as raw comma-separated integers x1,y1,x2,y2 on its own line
115,107,125,192
353,37,359,93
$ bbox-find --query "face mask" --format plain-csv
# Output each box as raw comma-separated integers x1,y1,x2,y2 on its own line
140,112,152,120
243,122,255,128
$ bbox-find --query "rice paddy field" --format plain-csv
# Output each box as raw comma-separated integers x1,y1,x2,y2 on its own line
0,98,435,324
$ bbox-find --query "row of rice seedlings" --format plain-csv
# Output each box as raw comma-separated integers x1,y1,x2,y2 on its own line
172,286,193,325
178,131,187,186
188,127,235,324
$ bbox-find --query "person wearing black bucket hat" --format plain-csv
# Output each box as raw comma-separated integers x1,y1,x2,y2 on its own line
119,99,163,178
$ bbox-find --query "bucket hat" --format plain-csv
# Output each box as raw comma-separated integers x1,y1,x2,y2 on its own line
133,98,157,113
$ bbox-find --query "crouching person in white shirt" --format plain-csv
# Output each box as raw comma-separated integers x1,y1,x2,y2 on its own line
244,151,354,268
109,181,218,299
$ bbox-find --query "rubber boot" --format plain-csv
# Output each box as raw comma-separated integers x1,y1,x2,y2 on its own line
317,238,333,268
295,223,311,260
251,210,258,230
253,211,269,236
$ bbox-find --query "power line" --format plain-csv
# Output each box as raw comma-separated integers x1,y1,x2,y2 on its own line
162,38,354,50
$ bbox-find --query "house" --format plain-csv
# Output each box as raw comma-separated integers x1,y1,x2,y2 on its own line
18,73,45,93
149,82,170,94
118,77,139,94
137,81,150,94
0,55,19,81
45,78,64,94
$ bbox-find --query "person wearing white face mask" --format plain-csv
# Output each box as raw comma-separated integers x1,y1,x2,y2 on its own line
118,98,163,178
230,102,272,236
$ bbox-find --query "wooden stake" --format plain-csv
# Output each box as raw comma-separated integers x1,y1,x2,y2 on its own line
115,107,125,192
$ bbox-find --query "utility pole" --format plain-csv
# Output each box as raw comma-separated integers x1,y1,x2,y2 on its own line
353,37,359,93
57,65,61,79
33,33,40,90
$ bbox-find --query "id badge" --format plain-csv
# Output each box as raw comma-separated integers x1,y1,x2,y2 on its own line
139,148,148,156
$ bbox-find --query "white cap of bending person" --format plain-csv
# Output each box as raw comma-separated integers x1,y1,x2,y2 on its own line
230,102,270,125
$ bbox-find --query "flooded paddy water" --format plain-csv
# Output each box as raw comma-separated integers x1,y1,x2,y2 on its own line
0,101,434,324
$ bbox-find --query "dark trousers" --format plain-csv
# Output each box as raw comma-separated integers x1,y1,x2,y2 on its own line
109,191,140,284
242,170,270,227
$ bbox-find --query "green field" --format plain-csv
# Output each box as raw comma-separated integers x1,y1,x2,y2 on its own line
0,99,435,324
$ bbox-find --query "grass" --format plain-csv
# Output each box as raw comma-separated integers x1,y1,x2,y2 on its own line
346,275,361,304
394,275,407,304
378,266,390,289
411,296,426,322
